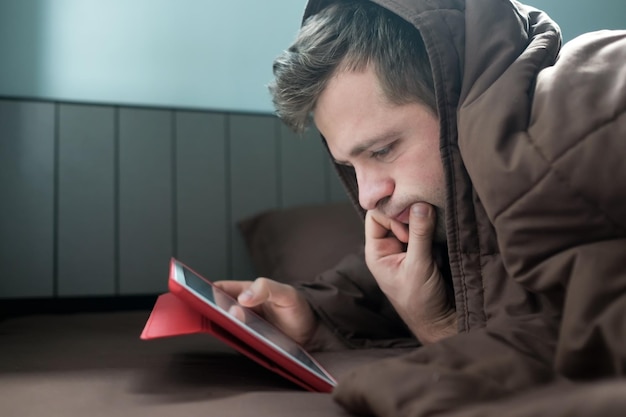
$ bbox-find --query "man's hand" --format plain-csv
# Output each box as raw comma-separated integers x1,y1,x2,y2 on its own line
214,278,317,346
365,202,457,344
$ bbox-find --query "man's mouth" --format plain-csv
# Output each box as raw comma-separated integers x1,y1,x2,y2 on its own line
371,206,411,244
392,206,411,225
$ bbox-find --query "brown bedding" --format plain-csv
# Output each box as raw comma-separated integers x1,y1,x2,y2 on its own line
3,310,625,417
0,310,410,417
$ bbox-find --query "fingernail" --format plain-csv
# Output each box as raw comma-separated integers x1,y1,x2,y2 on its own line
238,290,253,302
412,203,429,217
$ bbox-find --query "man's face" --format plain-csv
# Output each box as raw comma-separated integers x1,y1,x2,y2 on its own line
313,66,446,243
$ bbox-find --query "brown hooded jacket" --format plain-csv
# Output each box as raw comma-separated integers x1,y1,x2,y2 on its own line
295,0,626,415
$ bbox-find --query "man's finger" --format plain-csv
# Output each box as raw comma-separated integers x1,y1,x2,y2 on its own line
228,305,246,322
214,280,252,299
241,277,297,308
405,203,435,268
364,210,392,239
365,211,405,260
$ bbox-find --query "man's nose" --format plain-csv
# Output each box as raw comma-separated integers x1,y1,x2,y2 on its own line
356,168,392,211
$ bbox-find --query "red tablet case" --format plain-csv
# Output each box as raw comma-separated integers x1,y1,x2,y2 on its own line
140,263,335,393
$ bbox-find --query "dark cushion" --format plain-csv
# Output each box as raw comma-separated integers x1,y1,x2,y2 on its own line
238,202,364,284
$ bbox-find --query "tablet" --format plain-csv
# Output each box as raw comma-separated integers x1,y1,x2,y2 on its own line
167,258,337,392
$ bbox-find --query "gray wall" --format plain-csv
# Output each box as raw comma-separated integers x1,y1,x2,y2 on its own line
0,99,346,299
1,1,623,299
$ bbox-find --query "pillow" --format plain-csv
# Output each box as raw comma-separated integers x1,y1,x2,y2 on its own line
238,202,364,284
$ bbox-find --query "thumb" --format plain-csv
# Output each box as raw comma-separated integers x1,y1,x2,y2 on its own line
405,203,435,268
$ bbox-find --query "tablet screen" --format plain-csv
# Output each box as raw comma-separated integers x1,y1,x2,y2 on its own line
174,261,336,386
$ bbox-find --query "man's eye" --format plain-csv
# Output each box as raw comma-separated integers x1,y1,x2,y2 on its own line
371,144,394,160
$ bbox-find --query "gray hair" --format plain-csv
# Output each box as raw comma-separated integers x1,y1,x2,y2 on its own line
269,0,436,133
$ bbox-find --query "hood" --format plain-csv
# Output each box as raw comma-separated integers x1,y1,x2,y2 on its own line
302,0,560,218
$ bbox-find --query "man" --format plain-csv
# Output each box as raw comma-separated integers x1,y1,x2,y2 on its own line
218,0,626,415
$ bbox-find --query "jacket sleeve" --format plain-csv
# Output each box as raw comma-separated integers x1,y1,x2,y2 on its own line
336,356,626,417
297,248,419,349
332,300,562,416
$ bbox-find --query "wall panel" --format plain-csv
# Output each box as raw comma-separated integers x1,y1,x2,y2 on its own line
0,100,55,297
57,104,116,296
279,123,328,207
118,108,173,294
229,114,278,280
175,111,228,281
0,98,350,299
326,159,350,203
